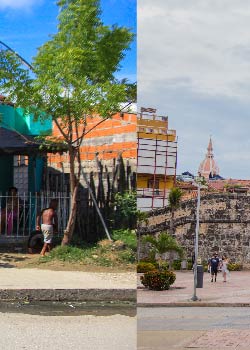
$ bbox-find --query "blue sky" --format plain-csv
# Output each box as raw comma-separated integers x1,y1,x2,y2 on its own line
138,0,250,179
0,0,136,83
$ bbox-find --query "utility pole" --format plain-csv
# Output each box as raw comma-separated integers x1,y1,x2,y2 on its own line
191,180,201,301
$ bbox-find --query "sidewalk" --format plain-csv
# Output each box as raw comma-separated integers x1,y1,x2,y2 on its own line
137,270,250,306
0,268,136,302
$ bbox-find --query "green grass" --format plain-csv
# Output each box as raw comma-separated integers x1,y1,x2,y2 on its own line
39,229,137,268
112,229,137,251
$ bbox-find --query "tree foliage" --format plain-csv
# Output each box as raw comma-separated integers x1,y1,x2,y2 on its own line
143,232,183,269
143,232,183,257
168,187,183,211
114,191,138,229
168,187,183,236
0,0,134,243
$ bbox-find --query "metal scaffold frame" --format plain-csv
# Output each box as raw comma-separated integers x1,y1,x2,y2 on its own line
137,110,178,212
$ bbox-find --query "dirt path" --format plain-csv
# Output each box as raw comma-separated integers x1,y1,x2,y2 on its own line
0,252,135,273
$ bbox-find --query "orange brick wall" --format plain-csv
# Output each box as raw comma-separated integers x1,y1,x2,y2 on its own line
47,112,137,189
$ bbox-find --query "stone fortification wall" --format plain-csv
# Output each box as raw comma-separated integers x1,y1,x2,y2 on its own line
138,193,250,266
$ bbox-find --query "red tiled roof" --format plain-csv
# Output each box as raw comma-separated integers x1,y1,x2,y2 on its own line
208,179,250,191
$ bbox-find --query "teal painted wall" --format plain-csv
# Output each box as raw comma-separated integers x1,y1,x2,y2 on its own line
0,104,52,194
14,109,29,134
0,105,52,136
15,108,52,135
0,105,15,130
28,156,44,193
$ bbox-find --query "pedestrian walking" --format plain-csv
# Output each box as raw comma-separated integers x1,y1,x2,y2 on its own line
221,256,230,282
36,199,58,256
209,253,220,282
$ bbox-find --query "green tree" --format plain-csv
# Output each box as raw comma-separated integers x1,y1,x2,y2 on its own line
143,232,183,270
114,191,138,229
0,0,134,244
168,187,183,235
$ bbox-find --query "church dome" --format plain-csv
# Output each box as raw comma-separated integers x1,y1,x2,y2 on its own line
198,137,219,179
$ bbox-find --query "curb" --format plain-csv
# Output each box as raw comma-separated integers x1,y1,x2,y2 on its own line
0,289,136,302
137,302,250,307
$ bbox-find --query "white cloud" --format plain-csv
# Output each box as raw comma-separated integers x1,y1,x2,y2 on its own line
138,0,250,179
138,0,250,100
0,0,43,10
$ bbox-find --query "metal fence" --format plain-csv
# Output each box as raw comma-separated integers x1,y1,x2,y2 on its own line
0,192,70,237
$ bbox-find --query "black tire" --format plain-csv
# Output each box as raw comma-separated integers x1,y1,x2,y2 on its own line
28,230,44,252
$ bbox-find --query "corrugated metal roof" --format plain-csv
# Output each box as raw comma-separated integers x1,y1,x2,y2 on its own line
0,127,40,155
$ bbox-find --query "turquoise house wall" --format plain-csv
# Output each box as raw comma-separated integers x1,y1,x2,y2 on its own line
15,108,52,136
0,106,15,191
0,105,15,130
17,109,51,195
0,105,52,136
0,105,52,194
28,156,44,193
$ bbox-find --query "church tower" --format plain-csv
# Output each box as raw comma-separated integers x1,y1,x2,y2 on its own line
198,137,219,179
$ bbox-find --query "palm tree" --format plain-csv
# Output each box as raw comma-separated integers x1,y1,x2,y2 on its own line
168,187,183,236
143,232,183,270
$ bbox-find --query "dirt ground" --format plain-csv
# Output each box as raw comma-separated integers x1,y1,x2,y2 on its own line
0,252,136,273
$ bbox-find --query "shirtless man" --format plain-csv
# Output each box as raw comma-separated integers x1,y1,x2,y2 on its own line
36,199,58,256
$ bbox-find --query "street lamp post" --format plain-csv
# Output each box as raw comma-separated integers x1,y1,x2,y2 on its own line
191,181,201,301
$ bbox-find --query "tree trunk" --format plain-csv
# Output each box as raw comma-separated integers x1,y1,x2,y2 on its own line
169,211,175,269
61,147,79,246
170,210,174,236
61,184,78,245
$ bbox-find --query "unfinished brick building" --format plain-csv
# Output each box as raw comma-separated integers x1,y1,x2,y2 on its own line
47,110,137,194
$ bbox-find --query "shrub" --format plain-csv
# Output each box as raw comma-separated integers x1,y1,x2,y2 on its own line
139,252,157,265
228,263,243,271
158,261,169,271
112,229,137,251
137,262,157,273
140,270,176,290
187,259,193,270
172,259,181,270
201,261,208,272
113,192,138,229
118,249,136,263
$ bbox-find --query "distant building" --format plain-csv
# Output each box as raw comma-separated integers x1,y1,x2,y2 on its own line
208,179,250,193
198,137,220,179
177,171,194,182
137,108,177,211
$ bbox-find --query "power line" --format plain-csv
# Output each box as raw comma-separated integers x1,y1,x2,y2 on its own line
0,40,33,71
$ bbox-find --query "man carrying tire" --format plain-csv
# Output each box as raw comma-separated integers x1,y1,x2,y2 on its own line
36,199,58,256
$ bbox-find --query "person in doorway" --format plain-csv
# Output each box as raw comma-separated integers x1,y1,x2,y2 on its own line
209,252,220,282
221,256,230,282
0,186,19,235
36,199,58,256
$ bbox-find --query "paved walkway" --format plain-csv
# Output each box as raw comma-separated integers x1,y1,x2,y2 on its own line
0,268,136,301
138,270,250,306
0,268,136,289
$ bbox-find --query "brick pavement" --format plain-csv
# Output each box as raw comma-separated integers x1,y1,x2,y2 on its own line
137,271,250,306
138,330,250,350
186,330,250,349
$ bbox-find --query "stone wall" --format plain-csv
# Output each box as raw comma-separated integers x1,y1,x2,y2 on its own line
138,193,250,266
